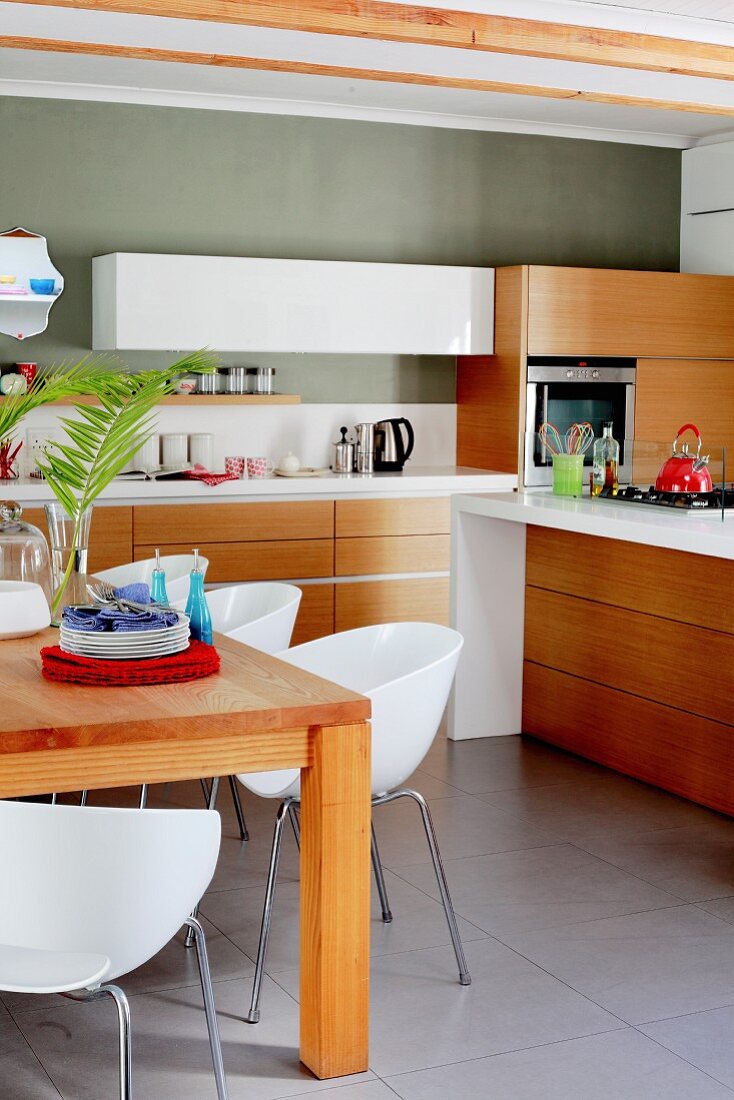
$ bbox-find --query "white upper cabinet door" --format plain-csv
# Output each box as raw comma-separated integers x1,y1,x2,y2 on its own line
682,143,734,215
92,254,494,354
681,209,734,275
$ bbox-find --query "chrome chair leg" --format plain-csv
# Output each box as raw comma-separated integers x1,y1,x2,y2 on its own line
200,777,212,802
207,777,221,811
247,799,290,1024
63,983,132,1100
184,916,229,1100
50,792,58,806
228,776,249,841
79,790,89,807
287,802,300,849
138,784,148,809
184,776,223,949
371,823,393,923
374,788,471,985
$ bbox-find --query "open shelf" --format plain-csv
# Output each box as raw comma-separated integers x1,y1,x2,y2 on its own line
0,394,301,406
0,294,57,303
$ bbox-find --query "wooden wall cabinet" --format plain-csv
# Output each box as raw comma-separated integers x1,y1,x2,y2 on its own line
458,265,734,480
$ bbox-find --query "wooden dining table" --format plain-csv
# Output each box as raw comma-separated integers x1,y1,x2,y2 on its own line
0,629,372,1081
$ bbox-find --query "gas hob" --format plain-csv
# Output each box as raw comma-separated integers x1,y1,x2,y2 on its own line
599,485,734,511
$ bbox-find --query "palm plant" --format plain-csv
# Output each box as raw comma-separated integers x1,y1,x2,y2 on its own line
35,351,217,613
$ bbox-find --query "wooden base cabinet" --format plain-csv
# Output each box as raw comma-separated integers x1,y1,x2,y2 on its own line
129,495,452,644
522,527,734,815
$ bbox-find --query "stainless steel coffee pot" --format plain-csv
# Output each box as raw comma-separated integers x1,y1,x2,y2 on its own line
332,426,355,474
354,422,375,474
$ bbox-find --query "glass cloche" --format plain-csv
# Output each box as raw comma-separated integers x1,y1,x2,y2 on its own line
0,500,53,605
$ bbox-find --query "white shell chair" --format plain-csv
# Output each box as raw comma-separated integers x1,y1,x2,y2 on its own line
173,582,303,844
236,622,470,1024
0,802,228,1100
96,553,209,605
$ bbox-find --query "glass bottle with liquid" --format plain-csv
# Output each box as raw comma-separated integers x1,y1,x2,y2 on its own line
185,547,213,644
591,421,620,497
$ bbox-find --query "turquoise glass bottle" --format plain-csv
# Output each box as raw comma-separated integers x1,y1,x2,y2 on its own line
185,547,213,644
150,548,169,606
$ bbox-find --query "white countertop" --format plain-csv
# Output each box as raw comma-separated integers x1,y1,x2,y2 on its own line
10,467,516,506
454,491,734,560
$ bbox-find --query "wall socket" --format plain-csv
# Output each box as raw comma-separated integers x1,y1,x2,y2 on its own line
25,427,59,475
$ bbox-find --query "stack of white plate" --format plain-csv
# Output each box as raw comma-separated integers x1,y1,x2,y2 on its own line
60,612,190,660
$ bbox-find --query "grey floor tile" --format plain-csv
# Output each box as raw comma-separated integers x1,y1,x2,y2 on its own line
17,977,374,1100
385,1028,734,1100
372,794,556,870
392,843,682,935
0,1004,61,1099
699,897,734,923
640,1005,734,1091
579,820,734,902
499,905,734,1025
2,916,253,1020
479,775,721,843
404,769,463,800
419,734,607,794
288,1085,397,1100
273,937,621,1078
201,871,486,976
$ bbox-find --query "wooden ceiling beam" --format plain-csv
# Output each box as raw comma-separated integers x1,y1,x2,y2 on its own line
3,33,734,117
8,0,734,82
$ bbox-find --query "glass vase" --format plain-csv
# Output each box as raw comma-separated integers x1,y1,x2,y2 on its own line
44,502,94,625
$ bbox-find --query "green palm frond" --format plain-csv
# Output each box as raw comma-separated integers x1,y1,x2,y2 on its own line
35,350,218,611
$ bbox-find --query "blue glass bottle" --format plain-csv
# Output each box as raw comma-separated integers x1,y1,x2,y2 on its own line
150,548,169,606
185,547,213,644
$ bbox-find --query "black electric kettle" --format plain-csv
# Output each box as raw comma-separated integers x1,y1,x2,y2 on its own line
373,418,415,472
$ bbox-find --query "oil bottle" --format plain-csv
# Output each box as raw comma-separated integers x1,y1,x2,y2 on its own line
591,421,620,497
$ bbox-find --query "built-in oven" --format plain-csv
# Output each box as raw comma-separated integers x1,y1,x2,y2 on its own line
524,356,636,488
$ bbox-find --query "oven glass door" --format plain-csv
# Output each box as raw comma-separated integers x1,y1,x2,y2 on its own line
526,381,634,485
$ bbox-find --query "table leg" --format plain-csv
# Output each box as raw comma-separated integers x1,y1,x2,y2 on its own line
299,721,371,1079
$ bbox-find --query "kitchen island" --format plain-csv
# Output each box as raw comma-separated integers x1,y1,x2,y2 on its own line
450,491,734,814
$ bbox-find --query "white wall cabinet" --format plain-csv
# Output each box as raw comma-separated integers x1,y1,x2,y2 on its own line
681,142,734,275
92,253,494,354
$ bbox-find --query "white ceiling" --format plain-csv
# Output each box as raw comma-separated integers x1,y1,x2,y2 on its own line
4,0,734,147
564,1,734,20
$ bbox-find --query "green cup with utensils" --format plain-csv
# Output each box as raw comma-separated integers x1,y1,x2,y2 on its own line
552,453,584,497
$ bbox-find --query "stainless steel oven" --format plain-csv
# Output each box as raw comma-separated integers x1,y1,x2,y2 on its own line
524,356,636,488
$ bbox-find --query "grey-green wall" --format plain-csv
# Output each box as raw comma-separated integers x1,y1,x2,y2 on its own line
0,97,681,401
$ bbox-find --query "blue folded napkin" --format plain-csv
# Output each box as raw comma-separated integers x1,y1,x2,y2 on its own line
62,583,180,633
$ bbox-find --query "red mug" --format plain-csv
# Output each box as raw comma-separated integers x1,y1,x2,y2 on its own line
15,362,37,387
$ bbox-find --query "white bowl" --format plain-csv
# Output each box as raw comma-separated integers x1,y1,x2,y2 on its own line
0,581,51,639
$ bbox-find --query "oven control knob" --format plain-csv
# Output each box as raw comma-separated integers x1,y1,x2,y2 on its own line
592,369,600,379
566,369,574,378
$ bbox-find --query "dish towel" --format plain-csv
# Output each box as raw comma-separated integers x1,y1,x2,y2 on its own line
40,640,220,686
61,584,180,633
183,465,239,487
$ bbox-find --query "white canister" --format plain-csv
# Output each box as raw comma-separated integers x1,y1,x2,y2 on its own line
135,434,159,472
161,433,188,468
189,433,214,470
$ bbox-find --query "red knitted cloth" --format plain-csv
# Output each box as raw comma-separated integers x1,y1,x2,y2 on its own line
40,640,220,686
183,466,239,487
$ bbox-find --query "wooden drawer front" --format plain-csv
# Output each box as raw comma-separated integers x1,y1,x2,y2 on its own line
527,266,734,358
134,501,333,545
135,540,333,582
335,535,450,577
523,663,734,817
24,505,133,575
335,498,450,537
292,584,334,646
525,587,734,727
336,578,450,632
526,527,734,634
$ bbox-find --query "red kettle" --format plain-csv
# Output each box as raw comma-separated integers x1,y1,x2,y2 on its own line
655,423,713,493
